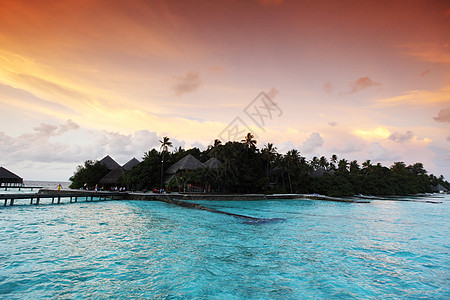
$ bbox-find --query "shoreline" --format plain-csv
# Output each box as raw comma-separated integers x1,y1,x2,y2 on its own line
38,189,370,203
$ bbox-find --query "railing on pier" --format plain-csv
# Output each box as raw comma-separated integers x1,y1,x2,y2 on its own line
0,186,43,191
1,192,121,206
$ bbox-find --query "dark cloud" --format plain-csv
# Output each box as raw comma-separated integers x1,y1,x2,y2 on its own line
302,132,324,153
433,108,450,123
388,130,414,142
171,71,202,97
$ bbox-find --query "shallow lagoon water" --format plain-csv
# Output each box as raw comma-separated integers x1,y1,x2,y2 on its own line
1,195,449,299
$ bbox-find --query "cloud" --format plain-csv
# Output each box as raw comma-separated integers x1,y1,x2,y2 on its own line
367,142,400,161
447,136,450,142
58,119,80,134
171,71,202,97
374,88,450,107
398,42,450,64
330,143,364,154
420,70,430,77
345,77,380,94
433,108,450,123
353,127,391,139
323,81,333,94
301,132,324,153
266,87,279,99
328,121,337,127
208,66,224,74
388,130,414,142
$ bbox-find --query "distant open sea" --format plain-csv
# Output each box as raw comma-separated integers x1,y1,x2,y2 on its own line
23,180,71,189
0,183,448,299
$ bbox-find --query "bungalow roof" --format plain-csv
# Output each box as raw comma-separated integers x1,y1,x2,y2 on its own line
100,155,121,170
165,154,205,175
204,157,221,169
0,166,23,184
122,158,140,171
99,167,124,185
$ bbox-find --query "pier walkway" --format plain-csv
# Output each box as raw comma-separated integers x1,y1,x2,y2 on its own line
0,185,43,191
1,190,122,206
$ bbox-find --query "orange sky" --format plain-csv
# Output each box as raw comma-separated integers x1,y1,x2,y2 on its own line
0,0,449,180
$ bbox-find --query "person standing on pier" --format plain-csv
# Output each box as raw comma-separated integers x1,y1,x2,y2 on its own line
57,184,62,192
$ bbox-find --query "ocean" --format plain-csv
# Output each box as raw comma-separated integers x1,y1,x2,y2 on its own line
0,185,448,299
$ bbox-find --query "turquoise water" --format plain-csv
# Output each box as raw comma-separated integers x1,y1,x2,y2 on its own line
1,195,449,299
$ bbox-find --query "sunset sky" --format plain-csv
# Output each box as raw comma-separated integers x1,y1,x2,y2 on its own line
0,0,449,181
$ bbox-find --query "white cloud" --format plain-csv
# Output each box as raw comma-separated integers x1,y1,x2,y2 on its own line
301,132,324,153
367,142,400,161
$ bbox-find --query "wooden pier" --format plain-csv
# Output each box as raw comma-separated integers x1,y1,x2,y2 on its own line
1,191,122,206
0,185,43,191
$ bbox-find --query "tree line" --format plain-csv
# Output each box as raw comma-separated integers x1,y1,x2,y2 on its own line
70,134,449,196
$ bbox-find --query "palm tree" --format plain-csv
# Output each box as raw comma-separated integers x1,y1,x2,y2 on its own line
159,136,173,189
338,159,349,173
262,143,277,177
349,160,360,174
241,132,257,150
330,154,338,170
310,156,320,170
319,156,329,170
284,149,301,193
210,139,222,158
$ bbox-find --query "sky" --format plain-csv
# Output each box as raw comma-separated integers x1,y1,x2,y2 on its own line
0,0,449,181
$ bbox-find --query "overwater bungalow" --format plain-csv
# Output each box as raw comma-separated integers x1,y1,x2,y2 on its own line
164,154,205,192
0,166,23,187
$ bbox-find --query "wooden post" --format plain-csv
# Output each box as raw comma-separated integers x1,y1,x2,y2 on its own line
57,196,61,204
52,197,54,204
10,199,14,206
36,197,40,205
30,197,33,205
4,199,7,206
75,197,78,203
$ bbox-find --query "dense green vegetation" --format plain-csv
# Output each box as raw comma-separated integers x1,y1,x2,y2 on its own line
69,160,109,189
69,134,450,196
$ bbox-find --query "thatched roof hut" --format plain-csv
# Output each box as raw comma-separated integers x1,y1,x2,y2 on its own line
431,184,448,193
163,154,205,185
100,155,121,170
311,168,335,178
0,166,23,186
204,157,221,169
165,154,205,175
122,158,140,171
99,167,124,185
